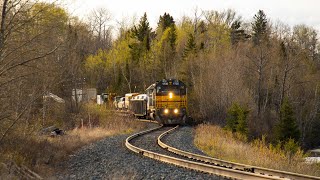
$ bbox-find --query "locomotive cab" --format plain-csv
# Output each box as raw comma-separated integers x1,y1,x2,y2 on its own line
154,79,187,125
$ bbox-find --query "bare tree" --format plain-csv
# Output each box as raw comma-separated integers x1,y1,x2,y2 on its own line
87,8,112,50
0,0,69,142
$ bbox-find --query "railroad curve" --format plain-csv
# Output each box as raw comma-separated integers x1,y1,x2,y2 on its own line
125,125,297,180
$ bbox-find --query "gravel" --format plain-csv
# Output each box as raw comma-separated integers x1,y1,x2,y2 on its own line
161,126,207,156
55,124,226,180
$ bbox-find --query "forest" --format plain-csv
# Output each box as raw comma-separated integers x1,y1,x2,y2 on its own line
83,7,320,148
0,0,319,170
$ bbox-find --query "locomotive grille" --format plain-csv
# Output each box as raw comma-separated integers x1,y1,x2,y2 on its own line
155,95,187,108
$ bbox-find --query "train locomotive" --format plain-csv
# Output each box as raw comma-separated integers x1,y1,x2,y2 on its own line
129,79,187,125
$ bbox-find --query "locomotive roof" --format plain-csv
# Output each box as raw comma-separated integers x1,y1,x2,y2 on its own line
156,79,185,87
145,79,186,92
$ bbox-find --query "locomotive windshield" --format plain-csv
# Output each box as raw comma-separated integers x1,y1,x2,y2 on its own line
155,79,186,96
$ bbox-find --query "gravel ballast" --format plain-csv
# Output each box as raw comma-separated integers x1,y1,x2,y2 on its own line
161,126,207,156
56,124,225,180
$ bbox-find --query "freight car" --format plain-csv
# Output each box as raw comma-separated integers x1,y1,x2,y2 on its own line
129,94,148,118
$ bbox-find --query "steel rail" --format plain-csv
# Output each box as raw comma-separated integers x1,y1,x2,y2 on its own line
125,125,282,180
158,126,320,180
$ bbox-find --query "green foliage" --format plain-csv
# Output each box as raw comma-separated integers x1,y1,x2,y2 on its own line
283,138,300,155
2,2,320,168
283,138,302,164
84,49,109,93
268,138,302,165
275,98,300,142
31,3,69,33
230,20,248,45
132,12,153,51
252,10,268,45
155,25,178,78
158,26,177,51
183,33,197,58
156,13,177,53
167,26,177,49
157,13,175,33
84,49,107,71
226,102,249,136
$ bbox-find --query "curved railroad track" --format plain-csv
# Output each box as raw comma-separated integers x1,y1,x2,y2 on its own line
126,125,320,180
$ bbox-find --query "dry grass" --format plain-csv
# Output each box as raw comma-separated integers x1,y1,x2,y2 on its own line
0,103,148,178
194,124,320,177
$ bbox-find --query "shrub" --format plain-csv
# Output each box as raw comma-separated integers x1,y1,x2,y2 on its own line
226,102,249,136
275,98,300,142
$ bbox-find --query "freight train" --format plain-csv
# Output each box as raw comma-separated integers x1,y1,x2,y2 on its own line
127,79,187,125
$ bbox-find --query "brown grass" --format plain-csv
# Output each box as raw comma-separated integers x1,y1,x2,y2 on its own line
0,103,148,178
194,124,320,177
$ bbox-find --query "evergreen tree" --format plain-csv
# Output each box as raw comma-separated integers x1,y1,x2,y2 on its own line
252,10,268,45
197,20,207,50
183,33,197,58
236,107,249,136
157,13,175,33
132,12,152,51
156,12,176,50
157,26,178,78
226,103,239,132
275,98,300,142
167,25,177,49
226,102,249,136
230,20,248,45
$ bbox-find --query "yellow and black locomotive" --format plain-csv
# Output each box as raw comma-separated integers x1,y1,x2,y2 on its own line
146,79,187,125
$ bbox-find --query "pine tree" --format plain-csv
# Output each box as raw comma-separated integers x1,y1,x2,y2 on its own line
236,107,249,136
183,33,197,58
230,20,248,45
226,103,239,132
132,12,152,51
168,26,177,49
157,13,175,33
226,102,249,136
251,10,268,45
157,13,176,50
275,98,300,142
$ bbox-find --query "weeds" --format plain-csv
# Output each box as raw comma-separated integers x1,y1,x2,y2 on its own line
0,103,147,178
194,124,320,176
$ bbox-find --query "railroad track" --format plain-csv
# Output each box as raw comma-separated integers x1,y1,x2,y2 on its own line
126,125,320,180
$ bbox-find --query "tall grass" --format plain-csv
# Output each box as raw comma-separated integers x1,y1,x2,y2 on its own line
0,103,148,178
194,124,320,176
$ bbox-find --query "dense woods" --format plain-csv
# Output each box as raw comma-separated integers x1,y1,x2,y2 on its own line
85,8,319,149
0,0,319,175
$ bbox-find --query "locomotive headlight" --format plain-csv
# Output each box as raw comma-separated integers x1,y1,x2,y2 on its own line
169,92,173,99
164,109,169,114
174,109,179,114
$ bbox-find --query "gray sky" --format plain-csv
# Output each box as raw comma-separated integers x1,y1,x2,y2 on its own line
63,0,320,33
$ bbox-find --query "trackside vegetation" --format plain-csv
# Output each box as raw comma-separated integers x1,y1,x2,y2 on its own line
194,124,320,177
0,103,147,178
0,0,320,178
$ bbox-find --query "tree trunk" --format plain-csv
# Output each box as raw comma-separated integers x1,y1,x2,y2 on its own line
0,0,8,50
